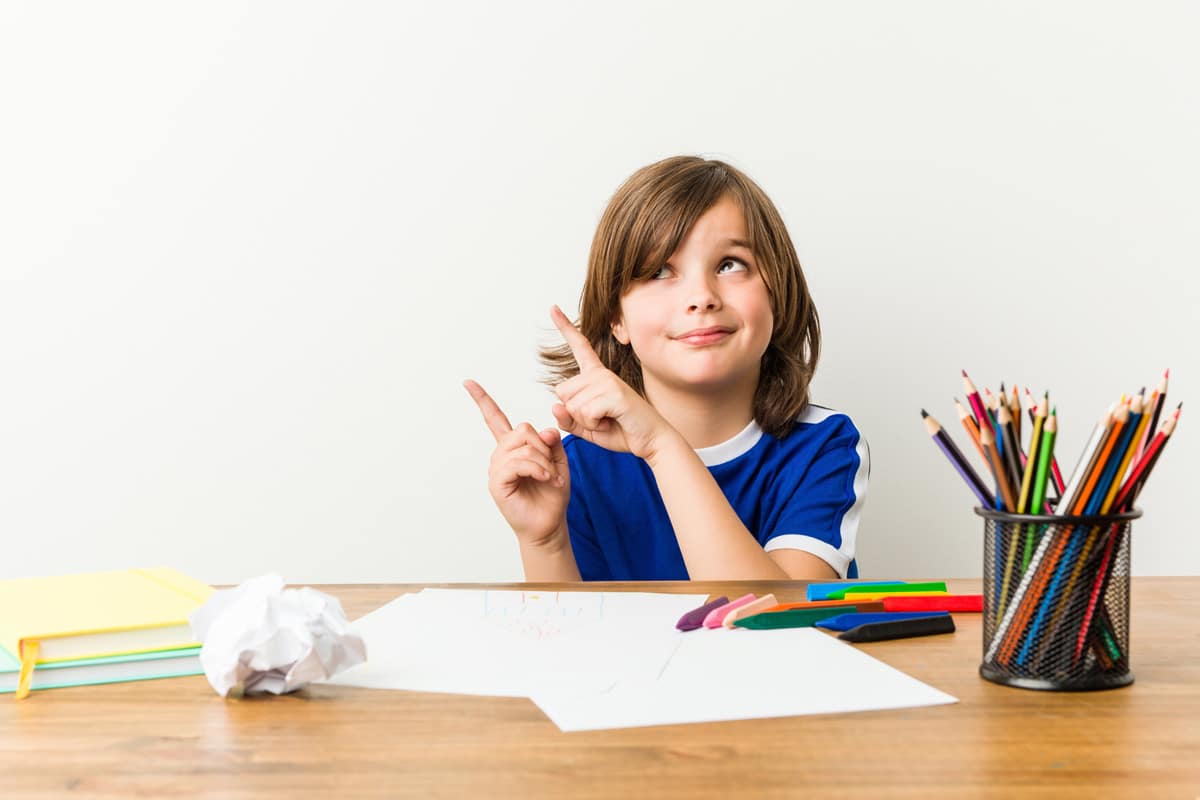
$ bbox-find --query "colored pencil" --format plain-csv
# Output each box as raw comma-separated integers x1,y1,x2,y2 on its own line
1017,400,1047,514
961,371,992,434
994,398,1046,617
996,401,1024,496
1073,409,1180,662
1100,391,1149,512
1026,388,1066,497
927,374,1181,675
1020,400,1140,666
1134,369,1168,463
1056,404,1113,513
1021,410,1057,572
1011,384,1022,442
990,402,1110,661
954,397,989,470
980,426,1017,512
996,402,1122,665
922,410,996,508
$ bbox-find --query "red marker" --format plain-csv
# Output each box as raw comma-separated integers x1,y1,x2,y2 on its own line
883,595,983,613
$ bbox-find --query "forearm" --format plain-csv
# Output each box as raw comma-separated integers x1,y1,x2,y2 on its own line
646,431,791,581
518,521,582,581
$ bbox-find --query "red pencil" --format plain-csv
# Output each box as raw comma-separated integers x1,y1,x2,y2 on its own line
962,371,991,433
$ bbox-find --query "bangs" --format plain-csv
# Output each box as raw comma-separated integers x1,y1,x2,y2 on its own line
619,171,747,288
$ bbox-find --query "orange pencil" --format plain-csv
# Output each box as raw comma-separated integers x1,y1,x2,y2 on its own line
981,425,1017,512
954,397,988,470
1073,399,1130,513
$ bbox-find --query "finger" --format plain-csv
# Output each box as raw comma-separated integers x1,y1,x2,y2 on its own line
495,457,557,488
551,403,579,434
503,422,552,460
463,379,513,441
564,385,617,431
543,428,568,487
550,305,605,372
538,427,562,448
553,373,590,405
505,444,555,475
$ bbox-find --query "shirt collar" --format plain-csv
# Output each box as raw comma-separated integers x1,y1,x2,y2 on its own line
694,418,763,467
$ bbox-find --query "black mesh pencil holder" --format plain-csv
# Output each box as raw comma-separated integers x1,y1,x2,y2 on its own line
976,506,1140,691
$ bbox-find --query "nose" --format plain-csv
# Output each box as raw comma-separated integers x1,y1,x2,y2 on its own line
685,272,721,313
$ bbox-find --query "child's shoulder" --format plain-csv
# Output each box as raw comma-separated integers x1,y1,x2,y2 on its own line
775,404,865,453
790,403,861,434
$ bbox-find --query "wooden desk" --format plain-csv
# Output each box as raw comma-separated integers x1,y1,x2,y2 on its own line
2,578,1198,798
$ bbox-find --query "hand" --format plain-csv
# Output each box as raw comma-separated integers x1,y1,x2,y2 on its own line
464,379,570,549
549,305,671,461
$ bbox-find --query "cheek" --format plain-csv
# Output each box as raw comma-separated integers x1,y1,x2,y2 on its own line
618,297,666,348
743,290,774,341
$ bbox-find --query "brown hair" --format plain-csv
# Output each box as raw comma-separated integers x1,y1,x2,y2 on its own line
541,155,821,438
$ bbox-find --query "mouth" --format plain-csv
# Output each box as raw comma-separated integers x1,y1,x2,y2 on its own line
673,326,734,346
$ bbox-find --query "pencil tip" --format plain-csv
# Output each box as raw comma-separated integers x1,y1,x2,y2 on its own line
962,369,968,377
1165,368,1170,378
920,409,929,418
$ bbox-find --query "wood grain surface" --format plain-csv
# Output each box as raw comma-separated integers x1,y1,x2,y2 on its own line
2,578,1197,799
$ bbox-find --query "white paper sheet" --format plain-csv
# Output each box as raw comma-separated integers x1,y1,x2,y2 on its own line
325,589,707,697
530,627,958,731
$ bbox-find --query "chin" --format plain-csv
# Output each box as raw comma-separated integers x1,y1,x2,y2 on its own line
664,369,753,394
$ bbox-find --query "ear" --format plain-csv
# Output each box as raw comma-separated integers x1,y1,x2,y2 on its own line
611,316,630,345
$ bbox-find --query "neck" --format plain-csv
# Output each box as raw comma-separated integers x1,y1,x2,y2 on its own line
642,376,758,449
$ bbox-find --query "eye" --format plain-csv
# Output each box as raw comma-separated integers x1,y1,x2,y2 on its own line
649,265,673,280
717,258,748,274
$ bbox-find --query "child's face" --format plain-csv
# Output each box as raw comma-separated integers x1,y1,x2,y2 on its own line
612,196,773,400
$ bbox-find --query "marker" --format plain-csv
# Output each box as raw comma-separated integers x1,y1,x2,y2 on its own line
759,600,886,614
828,582,947,600
831,591,949,602
882,594,983,613
838,614,957,642
814,612,949,632
806,581,905,602
732,605,862,630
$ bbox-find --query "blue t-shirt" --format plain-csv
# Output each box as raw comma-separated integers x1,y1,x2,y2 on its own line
563,405,869,581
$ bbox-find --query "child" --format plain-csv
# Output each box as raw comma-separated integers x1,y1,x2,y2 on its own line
465,156,868,581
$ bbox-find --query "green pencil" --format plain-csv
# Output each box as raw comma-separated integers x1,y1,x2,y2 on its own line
1021,409,1058,572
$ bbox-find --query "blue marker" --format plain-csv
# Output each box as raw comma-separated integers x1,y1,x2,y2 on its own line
806,581,905,602
814,611,949,632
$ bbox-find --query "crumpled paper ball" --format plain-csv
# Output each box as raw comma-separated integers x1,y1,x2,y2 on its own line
189,573,367,697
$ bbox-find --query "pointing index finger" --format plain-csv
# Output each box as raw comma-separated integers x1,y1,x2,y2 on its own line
463,379,513,442
551,305,604,372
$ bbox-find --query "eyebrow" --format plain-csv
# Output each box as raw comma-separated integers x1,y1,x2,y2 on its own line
722,238,753,251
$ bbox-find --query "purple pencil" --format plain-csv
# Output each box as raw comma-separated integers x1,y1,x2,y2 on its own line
923,410,996,507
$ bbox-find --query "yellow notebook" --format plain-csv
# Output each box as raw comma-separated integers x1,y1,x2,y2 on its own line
0,567,213,699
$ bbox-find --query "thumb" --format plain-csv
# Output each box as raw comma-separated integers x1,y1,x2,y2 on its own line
551,403,579,435
541,427,569,487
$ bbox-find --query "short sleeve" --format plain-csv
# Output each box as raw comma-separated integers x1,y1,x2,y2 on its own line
762,418,870,578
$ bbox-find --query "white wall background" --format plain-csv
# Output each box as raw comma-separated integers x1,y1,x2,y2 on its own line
2,1,1197,584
